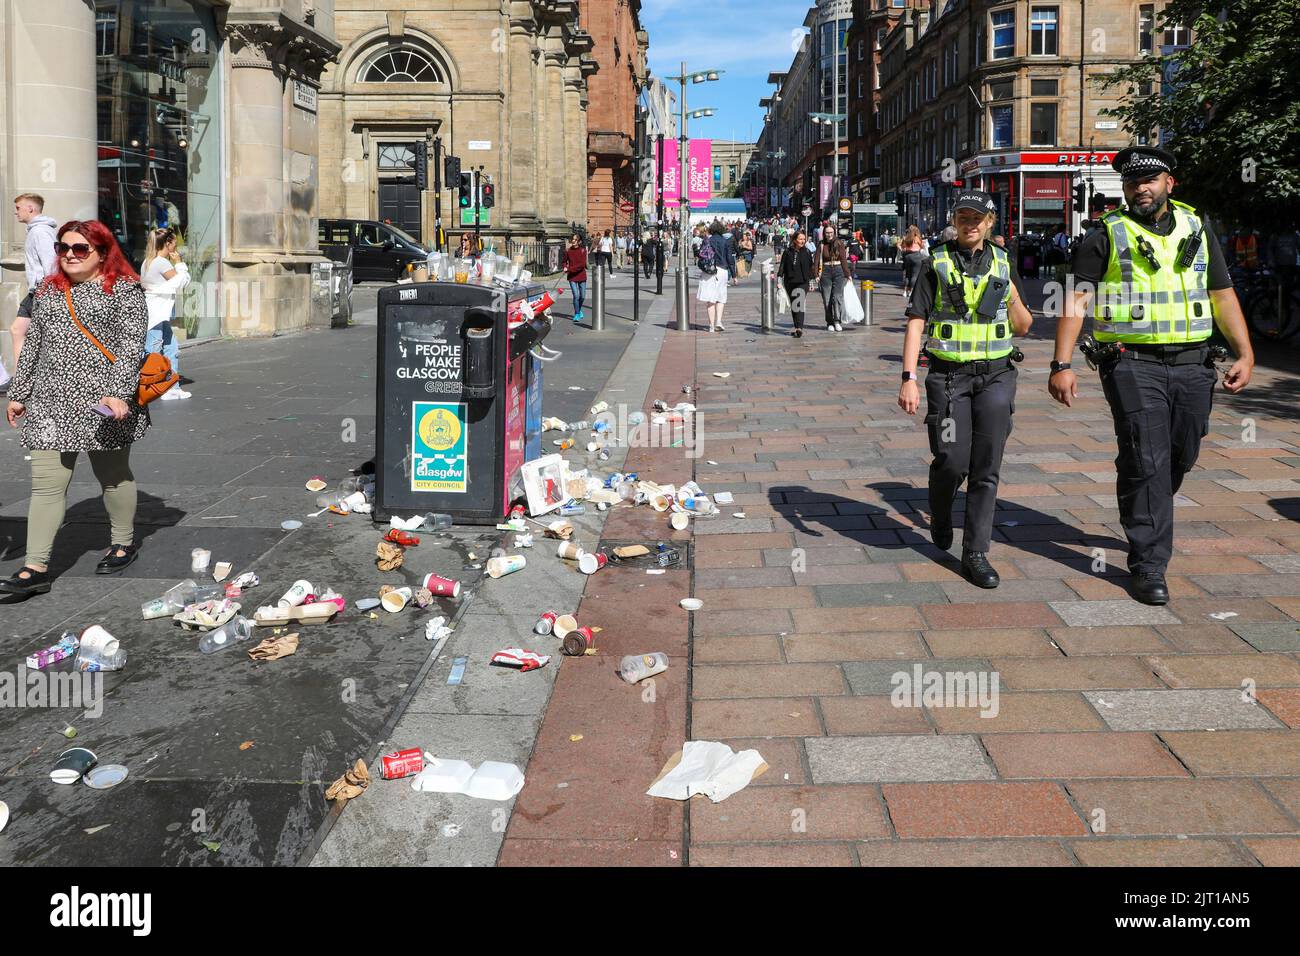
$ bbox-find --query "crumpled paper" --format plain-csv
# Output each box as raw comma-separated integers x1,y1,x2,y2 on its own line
490,647,551,672
248,632,299,661
389,515,424,532
325,759,370,802
647,741,767,803
174,599,241,631
376,540,405,571
543,520,574,540
413,587,435,609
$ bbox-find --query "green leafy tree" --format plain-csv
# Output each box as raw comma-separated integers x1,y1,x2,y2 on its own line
1098,0,1300,231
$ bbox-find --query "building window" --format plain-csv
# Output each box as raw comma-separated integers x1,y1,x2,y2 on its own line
1030,78,1057,96
858,39,865,61
96,10,116,57
876,28,887,50
377,143,418,171
991,9,1015,60
1138,4,1155,55
988,78,1014,100
714,165,722,187
1164,21,1190,47
728,164,737,183
991,104,1013,148
1030,102,1057,145
359,46,444,83
1030,7,1058,56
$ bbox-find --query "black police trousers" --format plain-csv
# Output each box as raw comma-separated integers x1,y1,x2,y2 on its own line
1099,354,1215,574
924,361,1017,553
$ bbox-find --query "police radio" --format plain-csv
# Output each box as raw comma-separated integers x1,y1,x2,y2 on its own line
975,275,1009,320
1178,230,1203,269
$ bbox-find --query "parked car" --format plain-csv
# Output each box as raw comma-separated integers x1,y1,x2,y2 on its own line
318,218,428,282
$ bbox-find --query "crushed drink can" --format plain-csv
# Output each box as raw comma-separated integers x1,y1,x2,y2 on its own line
561,626,596,657
379,748,424,780
534,610,559,635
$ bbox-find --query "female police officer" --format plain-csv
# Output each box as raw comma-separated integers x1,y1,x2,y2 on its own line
898,190,1034,588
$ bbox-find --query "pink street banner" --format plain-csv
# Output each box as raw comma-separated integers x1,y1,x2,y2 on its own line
819,175,834,210
688,139,712,209
657,145,682,207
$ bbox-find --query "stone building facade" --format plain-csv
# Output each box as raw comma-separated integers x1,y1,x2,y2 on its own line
580,0,646,236
1,0,341,352
318,1,595,249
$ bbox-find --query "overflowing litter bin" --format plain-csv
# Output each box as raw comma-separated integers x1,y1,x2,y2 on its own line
374,278,555,525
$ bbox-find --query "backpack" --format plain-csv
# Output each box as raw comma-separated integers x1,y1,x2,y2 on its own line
698,238,719,276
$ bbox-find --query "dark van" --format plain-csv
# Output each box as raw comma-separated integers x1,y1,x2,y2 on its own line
319,218,428,282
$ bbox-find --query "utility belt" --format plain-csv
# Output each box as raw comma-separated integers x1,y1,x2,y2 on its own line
924,349,1023,375
1079,334,1228,370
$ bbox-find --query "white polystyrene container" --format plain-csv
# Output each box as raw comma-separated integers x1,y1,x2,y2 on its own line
462,761,525,801
410,758,476,794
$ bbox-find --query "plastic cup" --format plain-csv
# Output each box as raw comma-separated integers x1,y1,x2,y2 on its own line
79,625,119,657
486,555,526,578
191,548,211,573
381,587,413,613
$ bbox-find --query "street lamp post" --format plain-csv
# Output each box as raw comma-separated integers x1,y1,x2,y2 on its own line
672,64,723,332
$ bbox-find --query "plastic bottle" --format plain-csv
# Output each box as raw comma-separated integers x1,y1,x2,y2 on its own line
142,580,225,619
568,420,590,431
75,645,128,672
619,653,669,683
199,616,254,654
559,502,586,517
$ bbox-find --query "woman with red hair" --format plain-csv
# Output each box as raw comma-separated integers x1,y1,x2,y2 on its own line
2,220,150,597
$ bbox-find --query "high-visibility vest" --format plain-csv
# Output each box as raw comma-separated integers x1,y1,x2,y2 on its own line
1093,199,1213,344
1233,232,1258,269
925,243,1014,361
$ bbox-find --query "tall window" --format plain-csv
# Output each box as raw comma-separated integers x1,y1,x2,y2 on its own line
1030,7,1058,56
991,105,1013,148
1138,4,1155,55
991,9,1015,59
96,10,116,57
876,28,887,50
1164,20,1190,47
1030,102,1057,145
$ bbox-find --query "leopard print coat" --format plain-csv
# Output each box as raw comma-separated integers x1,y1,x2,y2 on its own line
9,277,150,451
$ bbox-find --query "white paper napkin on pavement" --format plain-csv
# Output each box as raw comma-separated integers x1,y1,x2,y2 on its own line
646,741,767,803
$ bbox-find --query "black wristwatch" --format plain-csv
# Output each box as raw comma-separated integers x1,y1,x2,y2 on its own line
901,371,918,383
1049,361,1072,374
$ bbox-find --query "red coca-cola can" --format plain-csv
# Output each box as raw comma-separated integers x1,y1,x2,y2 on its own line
562,626,596,657
534,610,559,635
379,747,424,780
421,572,462,598
509,503,526,521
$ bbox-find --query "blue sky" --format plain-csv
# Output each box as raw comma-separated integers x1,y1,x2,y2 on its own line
641,0,813,144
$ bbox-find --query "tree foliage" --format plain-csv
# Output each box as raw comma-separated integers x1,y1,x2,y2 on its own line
1098,0,1300,230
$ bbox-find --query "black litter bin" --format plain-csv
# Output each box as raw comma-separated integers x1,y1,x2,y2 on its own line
374,280,552,525
1017,235,1041,280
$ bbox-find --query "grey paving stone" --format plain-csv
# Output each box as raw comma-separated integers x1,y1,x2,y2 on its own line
815,581,948,607
806,735,995,783
1083,690,1284,730
1214,478,1300,492
1250,554,1300,574
692,517,776,535
844,658,995,695
1188,575,1300,597
1049,600,1182,627
1228,622,1300,652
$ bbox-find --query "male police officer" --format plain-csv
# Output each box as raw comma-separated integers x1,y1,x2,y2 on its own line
900,190,1033,588
1049,146,1254,605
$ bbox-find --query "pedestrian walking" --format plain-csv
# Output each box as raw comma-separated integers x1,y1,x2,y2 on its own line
139,227,192,401
597,230,614,276
814,225,852,332
898,191,1034,589
1,219,151,597
736,230,755,279
1049,146,1255,605
778,229,815,339
3,193,59,392
615,231,628,269
641,232,658,279
697,220,737,332
562,234,589,324
899,225,929,297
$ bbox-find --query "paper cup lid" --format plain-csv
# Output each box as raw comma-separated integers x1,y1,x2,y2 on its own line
305,478,327,492
0,800,8,834
281,520,303,531
679,598,703,611
670,512,690,530
83,765,129,790
354,597,382,611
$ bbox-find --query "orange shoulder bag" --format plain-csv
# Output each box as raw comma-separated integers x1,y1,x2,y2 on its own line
65,286,179,406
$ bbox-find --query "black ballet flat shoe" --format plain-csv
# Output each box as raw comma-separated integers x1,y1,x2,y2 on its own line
96,544,138,575
0,566,52,596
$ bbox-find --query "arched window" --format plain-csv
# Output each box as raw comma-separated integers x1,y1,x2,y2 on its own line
359,46,443,83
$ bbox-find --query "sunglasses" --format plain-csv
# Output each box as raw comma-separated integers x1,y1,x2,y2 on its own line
55,242,100,259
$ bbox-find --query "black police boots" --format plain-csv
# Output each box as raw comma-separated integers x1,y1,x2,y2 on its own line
961,550,1000,589
1131,572,1169,606
930,514,953,551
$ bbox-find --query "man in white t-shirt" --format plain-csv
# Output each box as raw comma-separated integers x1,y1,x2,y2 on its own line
615,232,628,269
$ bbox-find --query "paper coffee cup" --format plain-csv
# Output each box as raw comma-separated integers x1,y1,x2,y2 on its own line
382,587,413,613
51,747,98,785
578,551,608,575
556,541,584,560
421,573,461,598
191,548,211,573
278,580,314,608
651,493,673,512
553,614,578,639
486,555,526,578
79,625,119,658
670,512,690,531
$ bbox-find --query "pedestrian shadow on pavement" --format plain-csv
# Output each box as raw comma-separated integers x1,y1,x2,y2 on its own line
768,481,1130,582
0,491,184,600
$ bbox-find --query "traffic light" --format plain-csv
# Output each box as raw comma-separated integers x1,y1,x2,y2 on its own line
1072,181,1087,213
415,141,428,191
457,173,473,208
895,196,905,219
445,155,461,187
481,179,495,209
